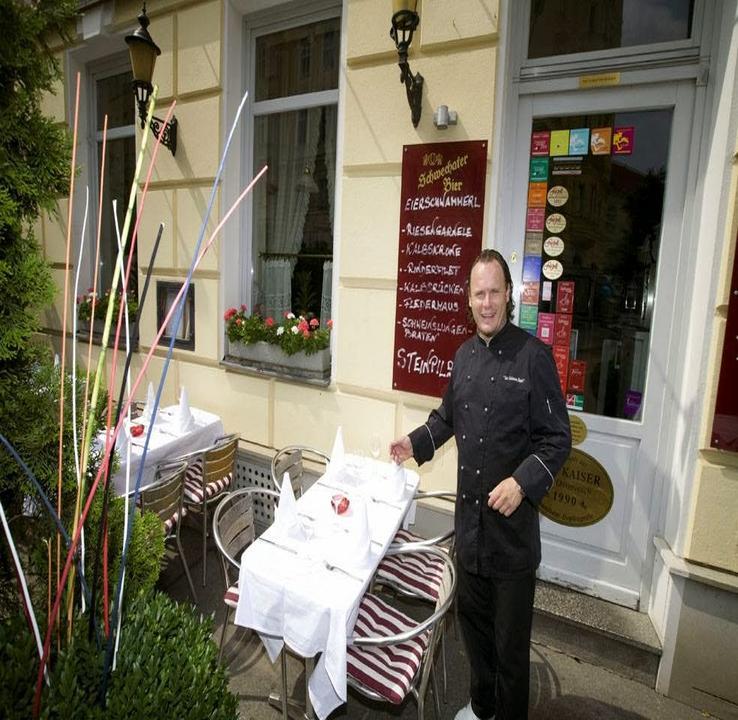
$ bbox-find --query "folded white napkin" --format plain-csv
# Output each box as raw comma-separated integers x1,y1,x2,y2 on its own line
327,497,372,569
273,472,305,542
327,426,345,478
141,381,155,422
387,462,407,502
174,386,195,433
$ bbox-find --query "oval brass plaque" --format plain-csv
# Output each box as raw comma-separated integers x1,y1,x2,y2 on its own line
540,449,613,527
569,414,587,446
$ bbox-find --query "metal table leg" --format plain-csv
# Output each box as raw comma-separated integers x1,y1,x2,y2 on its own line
267,649,315,720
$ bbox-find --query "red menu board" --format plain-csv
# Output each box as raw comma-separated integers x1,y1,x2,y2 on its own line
393,141,487,398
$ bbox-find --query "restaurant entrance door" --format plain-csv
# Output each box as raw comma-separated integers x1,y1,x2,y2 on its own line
497,80,696,608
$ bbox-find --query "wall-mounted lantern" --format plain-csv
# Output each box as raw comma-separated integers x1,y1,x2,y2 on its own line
125,3,177,155
390,0,423,127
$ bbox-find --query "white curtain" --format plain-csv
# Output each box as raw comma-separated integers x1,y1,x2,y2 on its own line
262,108,322,319
320,260,332,326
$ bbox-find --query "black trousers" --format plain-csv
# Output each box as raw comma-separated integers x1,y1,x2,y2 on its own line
456,564,536,720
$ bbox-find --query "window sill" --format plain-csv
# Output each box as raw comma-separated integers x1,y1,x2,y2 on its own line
76,321,139,352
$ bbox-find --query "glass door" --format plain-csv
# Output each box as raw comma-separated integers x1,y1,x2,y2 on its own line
498,81,695,607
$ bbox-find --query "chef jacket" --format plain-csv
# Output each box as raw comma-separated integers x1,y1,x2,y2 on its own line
409,321,571,578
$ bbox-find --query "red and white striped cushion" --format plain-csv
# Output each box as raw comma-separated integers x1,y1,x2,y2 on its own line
374,530,446,601
347,593,428,705
183,461,232,504
224,583,239,608
163,506,188,535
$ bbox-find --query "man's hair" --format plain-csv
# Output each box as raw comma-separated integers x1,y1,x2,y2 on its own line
468,248,515,320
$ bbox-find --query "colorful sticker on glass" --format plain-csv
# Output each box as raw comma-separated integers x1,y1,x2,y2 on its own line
553,345,569,394
526,207,545,232
541,281,553,301
554,313,572,348
568,128,590,155
537,313,556,345
557,281,575,314
612,126,634,155
542,258,563,280
590,127,612,155
568,361,587,392
524,231,543,255
531,130,550,156
528,182,548,208
566,393,585,411
543,236,564,257
549,130,570,156
519,303,539,330
545,213,566,234
530,157,549,181
547,185,569,207
523,255,542,281
522,281,540,305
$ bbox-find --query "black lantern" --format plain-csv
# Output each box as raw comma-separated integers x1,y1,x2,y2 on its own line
125,4,177,155
390,0,423,127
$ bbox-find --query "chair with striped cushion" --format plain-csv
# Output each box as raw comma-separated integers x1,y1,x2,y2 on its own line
138,460,197,603
212,486,279,660
270,444,330,497
173,433,239,586
347,545,456,720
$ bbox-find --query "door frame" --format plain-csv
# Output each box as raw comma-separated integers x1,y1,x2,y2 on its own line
489,0,716,608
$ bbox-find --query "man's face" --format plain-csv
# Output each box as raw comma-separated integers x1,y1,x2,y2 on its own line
468,259,510,340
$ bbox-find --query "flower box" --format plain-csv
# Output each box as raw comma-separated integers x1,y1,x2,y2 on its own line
77,318,139,350
224,340,330,382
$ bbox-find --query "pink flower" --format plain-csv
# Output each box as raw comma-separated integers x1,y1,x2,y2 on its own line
224,307,237,321
283,311,290,318
236,318,243,325
302,329,310,338
265,317,274,327
309,318,319,328
297,319,309,332
240,303,247,311
326,319,333,329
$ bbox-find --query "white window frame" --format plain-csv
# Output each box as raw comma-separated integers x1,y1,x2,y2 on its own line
85,52,137,293
239,2,340,316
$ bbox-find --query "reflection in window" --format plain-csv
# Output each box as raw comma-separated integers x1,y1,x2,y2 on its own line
528,0,693,59
251,17,339,325
524,110,672,420
93,66,137,297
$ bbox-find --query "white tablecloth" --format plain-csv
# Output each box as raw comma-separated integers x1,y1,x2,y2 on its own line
234,455,420,720
106,405,224,496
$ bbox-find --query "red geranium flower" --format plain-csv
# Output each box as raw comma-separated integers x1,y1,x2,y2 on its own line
309,318,319,328
326,319,333,329
224,307,237,321
265,317,274,327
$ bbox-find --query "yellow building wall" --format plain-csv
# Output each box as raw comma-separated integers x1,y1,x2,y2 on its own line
38,0,499,500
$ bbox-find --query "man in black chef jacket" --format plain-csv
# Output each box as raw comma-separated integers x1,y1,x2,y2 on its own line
390,249,571,720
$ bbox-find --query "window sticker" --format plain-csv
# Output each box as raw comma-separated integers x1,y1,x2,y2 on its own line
537,312,556,344
528,182,548,207
529,157,549,181
524,231,543,255
523,254,542,281
519,303,539,330
542,258,564,280
530,130,550,156
543,235,564,257
612,126,634,154
590,127,612,155
547,185,569,207
557,281,575,314
545,213,566,234
526,207,545,232
522,281,540,304
549,129,570,156
568,128,590,155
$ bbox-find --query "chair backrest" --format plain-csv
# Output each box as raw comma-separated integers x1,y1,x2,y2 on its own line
350,545,456,704
270,445,330,495
139,460,189,537
212,487,280,586
202,433,239,486
411,490,457,550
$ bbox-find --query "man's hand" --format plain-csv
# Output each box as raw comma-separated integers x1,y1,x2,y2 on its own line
488,477,525,517
389,435,413,464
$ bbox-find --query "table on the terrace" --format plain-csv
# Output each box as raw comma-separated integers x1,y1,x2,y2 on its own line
107,405,224,496
234,455,419,720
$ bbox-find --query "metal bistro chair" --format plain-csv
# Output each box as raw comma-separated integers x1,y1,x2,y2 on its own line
212,486,279,661
174,433,239,586
348,545,456,720
138,459,197,603
270,444,330,497
373,490,457,700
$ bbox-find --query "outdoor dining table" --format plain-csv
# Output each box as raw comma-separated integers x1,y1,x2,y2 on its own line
106,405,224,497
234,454,420,720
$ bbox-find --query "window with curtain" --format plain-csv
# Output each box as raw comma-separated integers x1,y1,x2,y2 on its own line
91,61,138,299
249,14,339,325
